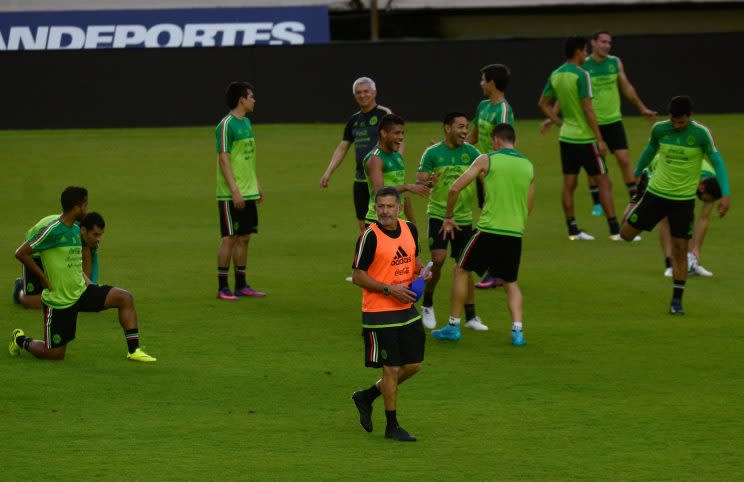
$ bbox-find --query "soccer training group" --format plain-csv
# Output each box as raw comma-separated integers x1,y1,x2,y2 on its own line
9,32,731,442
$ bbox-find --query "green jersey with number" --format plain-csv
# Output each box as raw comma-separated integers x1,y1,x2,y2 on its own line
474,99,514,154
583,55,622,125
26,218,86,309
543,63,596,144
215,114,259,201
476,148,534,237
418,142,480,224
363,146,406,222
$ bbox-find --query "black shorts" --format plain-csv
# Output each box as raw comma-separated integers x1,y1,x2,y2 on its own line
218,200,258,237
458,231,522,282
362,308,425,368
43,284,113,349
560,141,607,176
627,192,694,239
353,181,369,221
599,121,629,153
22,257,44,295
428,217,473,260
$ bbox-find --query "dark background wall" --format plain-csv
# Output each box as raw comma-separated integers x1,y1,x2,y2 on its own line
2,32,742,130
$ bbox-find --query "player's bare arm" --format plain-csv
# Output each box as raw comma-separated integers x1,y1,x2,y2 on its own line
617,58,657,119
218,151,245,209
441,154,488,238
540,101,561,134
15,242,50,289
580,98,608,157
320,140,352,188
538,95,563,128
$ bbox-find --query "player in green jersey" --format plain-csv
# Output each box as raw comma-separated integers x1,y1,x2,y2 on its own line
539,36,621,241
434,124,535,346
10,187,156,362
215,81,266,300
466,63,514,289
621,96,731,315
363,114,430,226
416,112,485,331
15,212,106,310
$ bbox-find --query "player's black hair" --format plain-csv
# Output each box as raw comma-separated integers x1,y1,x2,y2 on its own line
61,186,88,213
697,177,722,201
491,123,516,143
225,81,254,109
375,186,401,203
378,113,405,134
592,30,611,40
669,95,693,117
565,36,588,58
480,64,511,92
443,112,467,125
81,212,105,230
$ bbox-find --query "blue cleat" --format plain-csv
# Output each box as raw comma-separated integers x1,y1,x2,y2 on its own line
432,323,461,341
591,203,604,216
511,330,526,347
669,300,685,315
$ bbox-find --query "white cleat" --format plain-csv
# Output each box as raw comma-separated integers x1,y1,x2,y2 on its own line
569,231,595,241
664,267,672,277
694,264,714,277
465,317,489,331
345,276,353,282
422,306,437,329
609,234,641,241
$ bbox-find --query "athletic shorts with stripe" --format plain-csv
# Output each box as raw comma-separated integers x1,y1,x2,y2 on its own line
217,200,258,237
627,192,694,239
353,181,370,221
428,217,473,259
599,121,628,153
42,284,113,349
560,141,607,176
458,231,522,282
22,257,44,295
362,307,425,368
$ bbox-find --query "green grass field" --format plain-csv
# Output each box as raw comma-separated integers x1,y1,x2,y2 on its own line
1,116,743,480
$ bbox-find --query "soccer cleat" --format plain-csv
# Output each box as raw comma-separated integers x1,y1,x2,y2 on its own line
511,330,526,347
609,234,642,241
694,264,713,277
475,276,503,289
431,323,461,341
465,317,489,331
12,278,22,304
385,425,416,442
591,203,604,216
568,231,595,241
687,252,699,275
127,348,157,362
217,288,239,300
669,300,685,316
345,276,353,282
351,391,373,433
664,267,673,278
422,306,437,329
9,328,24,356
235,286,267,297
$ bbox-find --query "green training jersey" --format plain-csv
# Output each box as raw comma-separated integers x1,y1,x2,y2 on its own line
26,217,86,309
474,99,514,154
418,142,480,224
476,148,534,237
542,63,596,144
582,55,622,125
639,120,719,200
26,214,61,259
700,159,716,180
363,146,406,222
215,114,259,201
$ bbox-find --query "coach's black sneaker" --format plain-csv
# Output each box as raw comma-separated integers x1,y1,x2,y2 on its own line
385,425,416,442
669,299,685,316
352,391,373,432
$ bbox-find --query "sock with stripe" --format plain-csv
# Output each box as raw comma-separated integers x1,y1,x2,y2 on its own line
364,383,382,403
448,316,460,326
673,279,686,302
566,217,580,236
665,257,672,269
15,335,31,350
512,321,523,332
125,329,140,354
607,217,620,235
235,266,246,290
218,266,229,291
626,182,638,199
464,304,476,322
590,186,600,205
385,410,398,428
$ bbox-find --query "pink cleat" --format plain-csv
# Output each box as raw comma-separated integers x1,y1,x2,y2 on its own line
217,288,239,300
236,286,266,297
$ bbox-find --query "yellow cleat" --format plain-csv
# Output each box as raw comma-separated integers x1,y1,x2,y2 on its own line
9,328,24,356
127,348,157,362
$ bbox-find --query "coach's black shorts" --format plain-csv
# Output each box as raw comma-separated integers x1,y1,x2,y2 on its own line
458,231,522,282
43,284,113,349
599,121,629,153
22,257,44,295
627,192,694,239
218,200,258,237
428,217,474,260
560,141,607,176
353,181,370,221
362,308,425,368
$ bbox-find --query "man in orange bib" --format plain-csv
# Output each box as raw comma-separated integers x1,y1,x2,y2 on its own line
351,186,427,442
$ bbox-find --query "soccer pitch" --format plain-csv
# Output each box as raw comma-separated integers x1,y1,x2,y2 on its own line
1,116,743,480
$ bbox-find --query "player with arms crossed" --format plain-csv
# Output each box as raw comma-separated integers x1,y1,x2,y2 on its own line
416,112,486,331
620,96,731,314
9,187,156,362
351,187,428,442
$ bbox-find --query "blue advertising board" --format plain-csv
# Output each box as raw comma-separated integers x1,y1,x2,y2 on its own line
0,6,330,50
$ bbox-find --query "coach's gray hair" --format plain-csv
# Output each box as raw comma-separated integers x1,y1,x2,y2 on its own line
352,76,376,93
375,186,400,203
